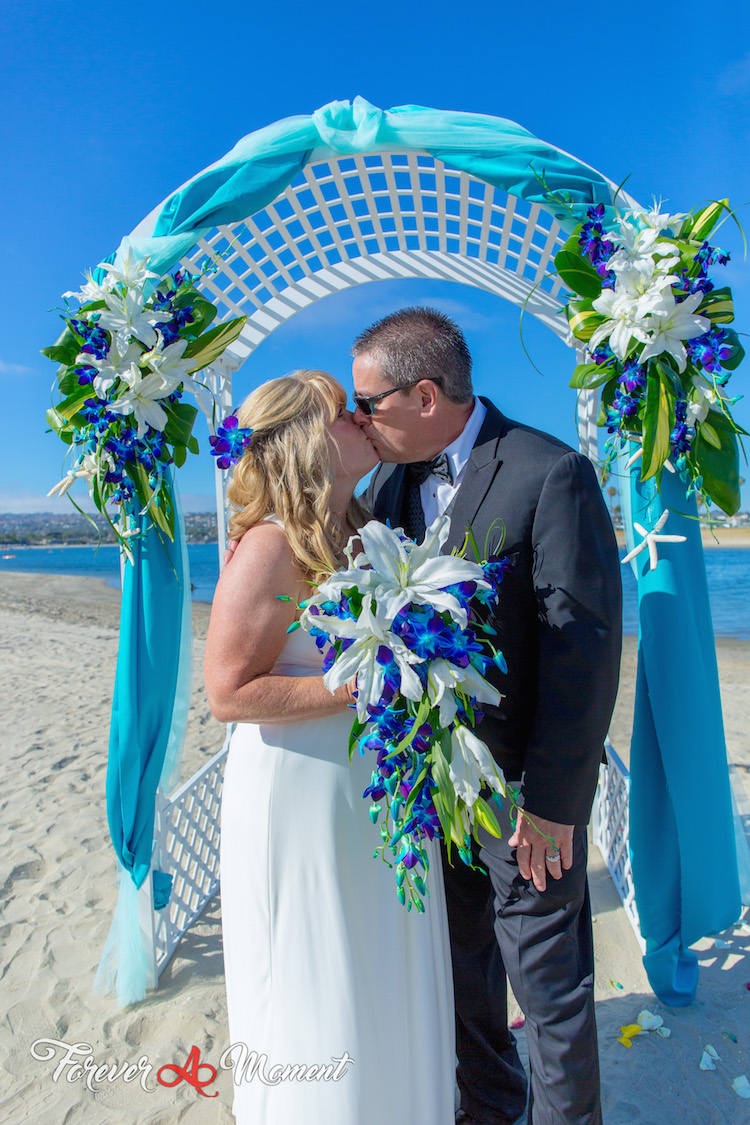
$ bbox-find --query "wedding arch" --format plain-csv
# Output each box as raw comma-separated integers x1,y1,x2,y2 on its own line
83,98,742,1007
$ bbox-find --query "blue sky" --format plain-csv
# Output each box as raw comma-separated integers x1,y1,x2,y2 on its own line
2,0,749,512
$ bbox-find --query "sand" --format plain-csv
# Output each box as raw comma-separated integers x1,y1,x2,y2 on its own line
0,571,748,1125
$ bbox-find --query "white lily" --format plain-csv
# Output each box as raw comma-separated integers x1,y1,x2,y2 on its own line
97,247,160,290
62,269,115,305
590,287,660,361
109,370,173,437
76,340,143,400
448,724,506,807
426,658,502,728
141,337,215,420
604,213,680,266
606,256,679,297
353,516,492,628
143,338,196,391
630,202,688,236
318,595,424,722
639,291,711,373
687,375,729,425
97,288,171,351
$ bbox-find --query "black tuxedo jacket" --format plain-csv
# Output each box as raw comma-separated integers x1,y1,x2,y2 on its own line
365,397,623,826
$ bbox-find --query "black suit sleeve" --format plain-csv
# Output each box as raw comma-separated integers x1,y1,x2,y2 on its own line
520,452,622,825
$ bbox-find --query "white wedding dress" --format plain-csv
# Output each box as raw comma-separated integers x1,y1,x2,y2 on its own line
220,539,455,1125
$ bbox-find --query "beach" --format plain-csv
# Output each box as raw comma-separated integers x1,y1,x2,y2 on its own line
1,571,748,1124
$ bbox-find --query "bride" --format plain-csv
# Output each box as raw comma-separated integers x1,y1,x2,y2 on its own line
204,369,455,1125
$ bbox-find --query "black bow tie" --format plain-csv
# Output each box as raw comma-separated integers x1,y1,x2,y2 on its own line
407,453,453,486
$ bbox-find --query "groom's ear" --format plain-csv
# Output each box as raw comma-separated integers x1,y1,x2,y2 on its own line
418,379,440,414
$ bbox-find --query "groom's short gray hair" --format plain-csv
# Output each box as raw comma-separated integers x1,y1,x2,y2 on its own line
351,307,473,404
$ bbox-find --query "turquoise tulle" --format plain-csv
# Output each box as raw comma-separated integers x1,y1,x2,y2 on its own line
620,450,741,1005
94,472,191,1007
116,96,616,279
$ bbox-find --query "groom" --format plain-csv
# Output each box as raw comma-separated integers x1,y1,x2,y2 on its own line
352,307,622,1125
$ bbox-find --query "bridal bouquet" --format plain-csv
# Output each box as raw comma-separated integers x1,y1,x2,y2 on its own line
44,249,247,552
556,200,745,515
295,515,512,911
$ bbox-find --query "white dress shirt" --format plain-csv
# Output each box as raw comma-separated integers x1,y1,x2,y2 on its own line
420,397,487,528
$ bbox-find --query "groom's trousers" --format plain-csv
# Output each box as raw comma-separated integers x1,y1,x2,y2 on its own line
441,791,602,1125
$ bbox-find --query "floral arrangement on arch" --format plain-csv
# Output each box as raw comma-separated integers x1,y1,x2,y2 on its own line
44,250,247,552
555,199,746,516
291,515,517,911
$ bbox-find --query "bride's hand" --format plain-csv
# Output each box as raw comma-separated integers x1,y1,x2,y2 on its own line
334,677,358,707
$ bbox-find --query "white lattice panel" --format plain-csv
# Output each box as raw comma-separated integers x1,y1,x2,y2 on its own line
150,739,229,975
592,741,644,951
179,152,573,366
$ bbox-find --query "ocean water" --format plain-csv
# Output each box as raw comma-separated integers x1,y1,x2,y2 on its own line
1,542,749,640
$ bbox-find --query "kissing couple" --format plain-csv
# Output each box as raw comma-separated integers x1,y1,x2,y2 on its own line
205,306,622,1125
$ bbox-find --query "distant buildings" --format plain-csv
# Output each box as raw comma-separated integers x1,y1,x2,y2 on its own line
0,512,219,546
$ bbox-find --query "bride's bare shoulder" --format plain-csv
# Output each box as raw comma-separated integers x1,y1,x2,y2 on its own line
221,520,302,589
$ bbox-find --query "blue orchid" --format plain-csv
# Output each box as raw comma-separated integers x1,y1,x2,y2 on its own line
209,414,254,470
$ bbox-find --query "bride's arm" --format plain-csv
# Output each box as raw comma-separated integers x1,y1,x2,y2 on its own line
204,522,355,723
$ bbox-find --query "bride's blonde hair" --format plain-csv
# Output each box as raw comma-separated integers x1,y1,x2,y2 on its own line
227,370,370,583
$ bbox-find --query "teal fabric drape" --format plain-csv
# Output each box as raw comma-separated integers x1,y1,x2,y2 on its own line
620,454,741,1004
94,474,192,1006
119,96,617,279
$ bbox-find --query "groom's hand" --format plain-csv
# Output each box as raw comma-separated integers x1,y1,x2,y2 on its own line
508,810,574,892
223,539,240,567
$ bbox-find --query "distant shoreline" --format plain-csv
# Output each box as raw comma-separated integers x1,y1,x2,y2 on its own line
0,540,219,551
614,526,750,549
4,530,750,550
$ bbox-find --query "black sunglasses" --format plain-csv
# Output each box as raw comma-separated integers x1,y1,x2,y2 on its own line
353,378,441,417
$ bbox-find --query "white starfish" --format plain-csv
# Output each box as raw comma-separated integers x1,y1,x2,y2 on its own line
623,436,675,473
621,510,686,571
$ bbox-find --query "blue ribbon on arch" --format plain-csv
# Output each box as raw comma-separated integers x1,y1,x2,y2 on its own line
117,96,617,278
620,453,741,1004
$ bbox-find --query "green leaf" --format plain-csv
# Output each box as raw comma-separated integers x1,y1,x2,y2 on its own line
348,717,366,763
683,199,730,243
597,375,621,428
184,315,247,373
693,409,741,516
698,421,721,449
430,731,456,819
698,286,734,325
641,364,675,480
716,327,745,372
565,300,605,343
56,385,95,421
554,248,603,300
172,443,187,468
187,435,200,455
173,293,217,336
41,325,84,367
472,796,503,840
46,407,67,434
569,361,617,390
163,402,198,447
395,696,432,753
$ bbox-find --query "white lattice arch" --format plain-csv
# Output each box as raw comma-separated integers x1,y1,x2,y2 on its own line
139,147,640,983
174,151,595,367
